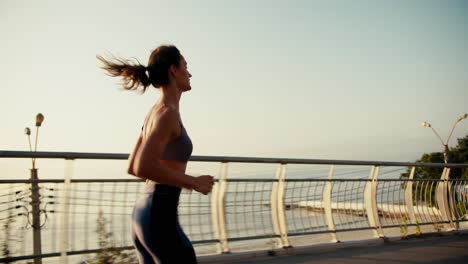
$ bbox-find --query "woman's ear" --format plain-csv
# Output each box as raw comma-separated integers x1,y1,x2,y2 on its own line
169,65,177,77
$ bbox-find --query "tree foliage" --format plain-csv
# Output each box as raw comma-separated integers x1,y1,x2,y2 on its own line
400,134,467,208
401,134,468,180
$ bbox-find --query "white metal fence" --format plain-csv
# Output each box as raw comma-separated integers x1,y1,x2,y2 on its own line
0,150,467,263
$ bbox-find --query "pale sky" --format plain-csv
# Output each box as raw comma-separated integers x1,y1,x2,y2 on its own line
1,0,467,179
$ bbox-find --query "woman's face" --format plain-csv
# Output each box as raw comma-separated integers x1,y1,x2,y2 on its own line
174,55,192,92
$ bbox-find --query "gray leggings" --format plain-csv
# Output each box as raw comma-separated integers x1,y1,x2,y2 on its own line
131,184,197,264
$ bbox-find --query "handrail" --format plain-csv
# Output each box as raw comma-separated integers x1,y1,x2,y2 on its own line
1,150,467,167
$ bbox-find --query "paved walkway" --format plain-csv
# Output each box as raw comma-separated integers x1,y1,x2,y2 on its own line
204,234,468,264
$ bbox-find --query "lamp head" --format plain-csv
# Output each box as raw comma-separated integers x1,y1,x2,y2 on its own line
36,113,44,127
421,121,431,128
457,113,468,122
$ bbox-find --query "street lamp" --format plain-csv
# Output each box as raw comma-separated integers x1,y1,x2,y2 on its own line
421,113,467,163
24,113,45,264
25,113,45,169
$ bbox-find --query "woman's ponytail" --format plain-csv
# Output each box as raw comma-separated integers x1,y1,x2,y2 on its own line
97,55,152,92
98,45,181,92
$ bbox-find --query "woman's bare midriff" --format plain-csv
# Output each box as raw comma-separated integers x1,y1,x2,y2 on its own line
146,159,187,184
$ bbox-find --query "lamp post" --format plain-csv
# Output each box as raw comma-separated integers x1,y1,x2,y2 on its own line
25,113,45,264
422,113,467,231
421,113,467,163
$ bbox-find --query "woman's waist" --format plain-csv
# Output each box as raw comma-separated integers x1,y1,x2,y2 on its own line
142,161,186,193
142,182,182,195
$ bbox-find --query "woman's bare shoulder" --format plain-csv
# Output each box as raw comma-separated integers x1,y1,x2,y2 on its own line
154,104,179,123
143,105,179,135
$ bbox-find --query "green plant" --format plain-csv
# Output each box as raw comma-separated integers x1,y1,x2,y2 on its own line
400,215,408,239
1,210,14,263
455,202,468,220
87,210,137,264
415,220,421,237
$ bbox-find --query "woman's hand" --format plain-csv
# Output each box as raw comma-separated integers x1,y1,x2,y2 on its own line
192,175,215,195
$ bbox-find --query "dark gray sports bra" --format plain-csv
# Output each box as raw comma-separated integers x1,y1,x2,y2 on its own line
162,123,193,162
142,122,193,162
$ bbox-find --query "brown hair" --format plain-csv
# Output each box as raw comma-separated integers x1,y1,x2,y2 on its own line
97,45,182,92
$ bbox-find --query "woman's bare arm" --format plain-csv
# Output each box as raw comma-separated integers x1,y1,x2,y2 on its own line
128,107,213,194
128,108,196,188
127,135,142,176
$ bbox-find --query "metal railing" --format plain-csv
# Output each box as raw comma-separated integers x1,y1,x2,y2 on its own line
0,150,467,263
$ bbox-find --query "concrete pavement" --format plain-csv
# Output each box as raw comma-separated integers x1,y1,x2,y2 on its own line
200,234,468,264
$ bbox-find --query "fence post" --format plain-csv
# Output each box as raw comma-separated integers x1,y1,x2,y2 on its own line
270,163,290,248
59,160,74,264
323,165,338,242
436,168,455,231
404,167,417,229
364,166,384,238
212,162,230,253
